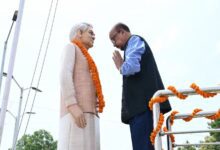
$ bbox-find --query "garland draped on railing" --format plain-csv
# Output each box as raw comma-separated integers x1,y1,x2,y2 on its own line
149,83,219,146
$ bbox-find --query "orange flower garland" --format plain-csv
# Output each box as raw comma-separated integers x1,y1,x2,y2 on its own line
148,96,168,110
72,39,105,113
168,86,188,99
150,113,164,144
206,109,220,120
163,127,175,143
190,83,217,98
148,83,220,145
170,111,179,125
163,108,220,147
169,109,220,122
182,108,202,122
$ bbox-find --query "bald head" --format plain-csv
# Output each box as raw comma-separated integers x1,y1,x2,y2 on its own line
109,23,131,50
112,23,130,32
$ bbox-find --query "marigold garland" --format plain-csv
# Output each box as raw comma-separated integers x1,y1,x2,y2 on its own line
168,86,188,99
182,108,202,122
148,96,168,110
163,108,220,148
72,40,105,113
190,83,217,98
170,109,220,122
170,111,179,125
163,127,175,143
206,109,220,120
149,83,219,146
150,113,164,144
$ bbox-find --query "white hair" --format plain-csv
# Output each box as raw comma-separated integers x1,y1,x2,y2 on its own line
69,22,93,41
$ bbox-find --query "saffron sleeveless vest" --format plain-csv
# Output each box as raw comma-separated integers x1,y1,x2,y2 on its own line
60,44,97,117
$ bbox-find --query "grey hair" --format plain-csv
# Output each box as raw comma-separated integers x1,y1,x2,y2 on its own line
69,22,93,41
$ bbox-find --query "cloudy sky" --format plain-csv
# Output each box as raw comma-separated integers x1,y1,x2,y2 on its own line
0,0,220,149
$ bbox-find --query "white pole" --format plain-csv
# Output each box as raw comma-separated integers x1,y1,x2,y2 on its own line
0,10,18,95
0,25,13,95
0,0,26,146
12,88,23,150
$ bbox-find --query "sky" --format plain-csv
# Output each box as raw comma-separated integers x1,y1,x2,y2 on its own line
0,0,220,149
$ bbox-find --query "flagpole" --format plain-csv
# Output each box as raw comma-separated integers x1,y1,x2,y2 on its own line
0,0,26,146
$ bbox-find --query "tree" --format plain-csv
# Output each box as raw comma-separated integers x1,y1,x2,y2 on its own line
200,118,220,150
16,129,57,150
176,119,220,150
209,118,220,141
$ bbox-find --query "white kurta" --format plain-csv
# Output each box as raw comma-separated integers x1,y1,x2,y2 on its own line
58,113,100,150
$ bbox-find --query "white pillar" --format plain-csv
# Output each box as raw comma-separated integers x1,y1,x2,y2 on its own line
0,0,26,146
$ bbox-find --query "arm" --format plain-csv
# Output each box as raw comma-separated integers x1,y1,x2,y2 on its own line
60,44,86,128
120,36,146,75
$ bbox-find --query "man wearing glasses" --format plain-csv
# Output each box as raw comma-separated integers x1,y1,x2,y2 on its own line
109,22,171,150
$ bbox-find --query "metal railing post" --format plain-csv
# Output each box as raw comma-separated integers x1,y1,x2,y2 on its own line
151,86,220,150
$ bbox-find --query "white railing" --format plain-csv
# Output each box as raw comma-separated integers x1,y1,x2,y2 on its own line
152,86,220,150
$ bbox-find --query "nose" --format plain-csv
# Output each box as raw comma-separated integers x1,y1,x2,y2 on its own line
92,36,95,41
111,40,116,46
92,34,95,40
113,42,118,48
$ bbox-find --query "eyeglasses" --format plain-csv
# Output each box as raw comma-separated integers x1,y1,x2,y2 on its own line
110,31,120,44
88,30,95,36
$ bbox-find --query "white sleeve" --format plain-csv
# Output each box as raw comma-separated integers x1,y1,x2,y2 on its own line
60,44,77,107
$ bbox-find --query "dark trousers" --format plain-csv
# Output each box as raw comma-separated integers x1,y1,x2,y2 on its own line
129,110,154,150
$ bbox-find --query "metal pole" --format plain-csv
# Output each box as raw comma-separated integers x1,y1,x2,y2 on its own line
0,22,14,95
174,142,220,147
153,86,220,98
162,128,220,135
12,87,40,149
152,87,220,150
172,111,218,120
0,0,26,146
0,109,17,149
166,116,173,150
152,92,163,150
0,11,18,95
12,88,23,150
1,73,40,148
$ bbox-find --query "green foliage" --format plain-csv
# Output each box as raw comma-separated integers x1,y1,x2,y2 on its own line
16,129,57,150
199,119,220,150
200,136,220,150
177,141,196,150
177,119,220,150
209,119,220,141
177,146,196,150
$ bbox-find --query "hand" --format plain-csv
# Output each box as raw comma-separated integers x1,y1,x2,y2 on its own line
112,50,123,70
68,104,87,128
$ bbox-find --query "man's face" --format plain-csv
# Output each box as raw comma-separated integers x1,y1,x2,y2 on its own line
109,29,124,50
80,27,95,49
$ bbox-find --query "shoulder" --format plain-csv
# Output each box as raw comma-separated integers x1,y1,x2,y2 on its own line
127,35,145,47
64,43,76,51
128,35,143,44
61,43,77,59
63,43,78,54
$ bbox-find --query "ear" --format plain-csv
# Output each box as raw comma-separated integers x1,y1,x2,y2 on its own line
77,30,82,38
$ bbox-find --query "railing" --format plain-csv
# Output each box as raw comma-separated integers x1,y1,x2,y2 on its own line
165,111,220,149
151,86,220,150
